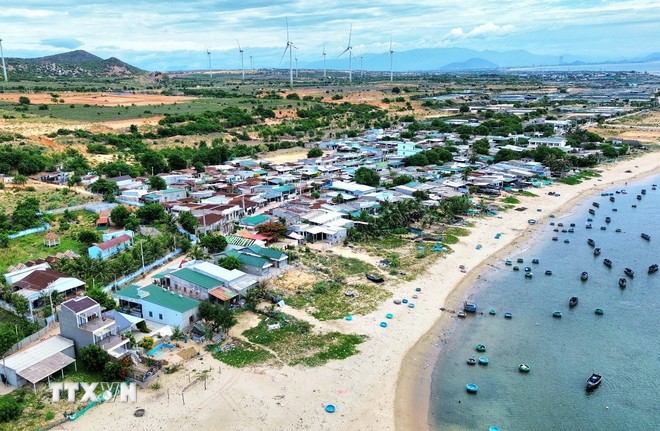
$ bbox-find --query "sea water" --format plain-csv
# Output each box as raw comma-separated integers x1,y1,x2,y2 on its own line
429,175,660,431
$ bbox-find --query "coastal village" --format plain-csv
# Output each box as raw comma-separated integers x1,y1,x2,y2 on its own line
0,74,658,430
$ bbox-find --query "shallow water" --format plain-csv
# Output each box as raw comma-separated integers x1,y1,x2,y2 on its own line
429,175,660,431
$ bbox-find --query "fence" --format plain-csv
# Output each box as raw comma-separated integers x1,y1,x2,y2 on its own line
3,324,51,356
101,248,183,293
0,299,17,314
8,223,51,239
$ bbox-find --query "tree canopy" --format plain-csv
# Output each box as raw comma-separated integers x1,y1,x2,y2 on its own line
354,167,380,187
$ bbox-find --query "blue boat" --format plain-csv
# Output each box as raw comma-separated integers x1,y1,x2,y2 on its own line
463,302,477,313
475,344,486,352
504,312,512,319
478,356,489,365
466,383,478,393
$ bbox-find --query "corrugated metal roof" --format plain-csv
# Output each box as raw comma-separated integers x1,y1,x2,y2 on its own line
17,352,76,384
170,268,221,289
2,336,73,372
113,284,200,313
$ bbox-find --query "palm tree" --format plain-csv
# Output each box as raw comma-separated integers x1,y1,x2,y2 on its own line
187,244,209,261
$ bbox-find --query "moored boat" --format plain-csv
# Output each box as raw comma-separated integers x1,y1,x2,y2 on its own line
588,209,596,215
504,312,512,319
569,296,578,307
552,236,559,241
593,248,601,256
624,267,634,278
603,258,612,268
586,372,602,390
641,233,651,241
366,273,384,283
463,302,477,313
457,311,466,318
609,196,615,202
525,271,533,278
587,238,595,246
648,264,658,274
632,204,637,208
517,258,524,263
592,202,599,208
475,343,486,352
641,189,646,195
615,228,622,232
505,260,512,265
587,217,593,222
466,383,478,393
519,364,530,373
595,308,604,315
580,271,589,281
564,239,570,243
545,270,553,275
605,217,611,223
467,357,476,365
600,226,607,230
637,195,642,200
478,356,489,365
552,311,562,318
513,266,520,271
586,224,592,229
532,258,540,264
524,266,532,272
619,277,627,288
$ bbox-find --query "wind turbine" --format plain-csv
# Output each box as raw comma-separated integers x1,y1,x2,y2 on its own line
322,42,327,79
360,55,364,79
280,17,296,88
237,40,244,80
250,55,253,72
338,24,353,84
0,38,7,82
294,47,299,79
205,46,212,81
389,35,394,82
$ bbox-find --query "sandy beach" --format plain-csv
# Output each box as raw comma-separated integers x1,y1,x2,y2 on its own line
63,152,659,431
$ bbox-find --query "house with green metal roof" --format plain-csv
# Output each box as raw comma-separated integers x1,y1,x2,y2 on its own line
238,214,270,229
244,244,288,268
113,284,200,329
166,267,222,300
217,249,273,277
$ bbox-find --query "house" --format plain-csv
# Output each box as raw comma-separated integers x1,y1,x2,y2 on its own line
159,188,187,203
58,296,130,358
238,214,270,230
10,268,86,315
397,142,423,157
216,249,273,277
0,335,75,390
244,244,289,269
114,284,200,329
88,234,133,260
163,261,258,298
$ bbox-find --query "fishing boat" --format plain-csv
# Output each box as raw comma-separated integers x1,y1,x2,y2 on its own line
525,271,533,278
552,236,559,241
457,311,466,318
605,217,611,223
564,239,570,243
595,308,604,315
478,356,489,365
603,258,612,268
624,268,634,278
517,258,524,263
466,383,478,393
637,195,642,200
641,233,651,240
632,204,637,208
592,202,600,208
600,226,607,230
593,248,601,256
587,238,595,246
649,264,658,274
475,344,486,352
505,260,513,266
545,270,553,275
557,223,564,227
488,309,496,315
532,258,540,264
580,271,589,281
463,302,477,313
569,296,578,307
585,224,592,229
619,277,627,288
641,189,646,195
586,372,602,390
524,266,532,272
550,221,555,226
609,196,615,202
519,364,531,373
621,190,627,194
467,357,477,365
615,228,622,232
612,208,618,212
504,312,512,319
570,223,576,227
365,273,384,283
588,209,596,215
587,217,593,222
568,228,575,233
552,311,562,318
513,266,520,271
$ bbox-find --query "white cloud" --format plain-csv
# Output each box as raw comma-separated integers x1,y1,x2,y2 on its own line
6,8,57,18
446,23,516,40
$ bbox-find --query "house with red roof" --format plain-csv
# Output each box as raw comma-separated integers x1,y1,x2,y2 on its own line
88,234,133,260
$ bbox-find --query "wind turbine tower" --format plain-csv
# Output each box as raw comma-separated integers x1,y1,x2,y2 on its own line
237,40,245,80
360,55,364,79
389,35,394,82
206,47,212,81
294,48,299,78
338,24,353,84
250,55,253,72
1,38,8,82
280,17,296,88
322,42,327,79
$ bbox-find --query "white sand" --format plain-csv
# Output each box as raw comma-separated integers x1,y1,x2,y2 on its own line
63,153,659,431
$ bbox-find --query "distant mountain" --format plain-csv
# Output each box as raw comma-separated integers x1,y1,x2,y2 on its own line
438,58,499,71
5,50,145,79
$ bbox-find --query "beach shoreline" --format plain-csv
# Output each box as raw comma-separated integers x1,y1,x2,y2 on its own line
394,152,660,431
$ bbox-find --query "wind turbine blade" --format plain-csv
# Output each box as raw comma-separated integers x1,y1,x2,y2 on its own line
348,24,352,47
279,45,290,64
338,47,349,58
389,34,392,52
286,17,290,42
237,40,242,51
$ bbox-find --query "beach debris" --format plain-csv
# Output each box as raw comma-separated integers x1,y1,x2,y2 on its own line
325,404,336,413
134,408,146,417
386,313,394,319
379,322,388,328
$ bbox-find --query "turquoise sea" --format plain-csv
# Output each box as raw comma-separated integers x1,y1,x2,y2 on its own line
429,175,660,431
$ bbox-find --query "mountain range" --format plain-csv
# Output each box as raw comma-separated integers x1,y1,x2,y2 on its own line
3,48,659,78
4,50,144,78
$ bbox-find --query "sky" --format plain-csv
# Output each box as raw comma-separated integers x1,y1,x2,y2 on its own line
1,0,659,71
